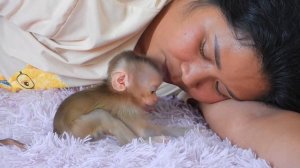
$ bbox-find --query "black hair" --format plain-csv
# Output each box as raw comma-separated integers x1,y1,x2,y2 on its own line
191,0,300,112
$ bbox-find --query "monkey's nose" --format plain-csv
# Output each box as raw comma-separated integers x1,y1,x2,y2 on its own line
143,97,158,106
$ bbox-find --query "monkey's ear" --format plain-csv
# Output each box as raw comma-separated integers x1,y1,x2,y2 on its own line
111,71,128,91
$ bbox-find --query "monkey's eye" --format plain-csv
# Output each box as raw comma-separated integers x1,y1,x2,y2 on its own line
151,90,156,94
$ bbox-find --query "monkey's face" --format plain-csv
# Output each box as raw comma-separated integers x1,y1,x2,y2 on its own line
139,89,160,112
129,67,162,111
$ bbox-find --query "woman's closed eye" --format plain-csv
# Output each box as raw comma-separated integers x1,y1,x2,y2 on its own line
200,40,207,59
215,81,229,98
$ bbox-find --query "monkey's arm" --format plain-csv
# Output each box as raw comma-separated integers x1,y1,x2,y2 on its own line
71,109,137,145
116,108,188,139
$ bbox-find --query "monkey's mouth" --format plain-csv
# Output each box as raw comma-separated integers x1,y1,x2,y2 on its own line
144,105,156,112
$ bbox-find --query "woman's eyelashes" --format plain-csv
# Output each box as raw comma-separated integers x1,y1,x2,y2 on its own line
215,81,228,98
200,40,207,59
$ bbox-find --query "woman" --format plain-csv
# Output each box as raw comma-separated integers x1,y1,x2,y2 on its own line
137,1,300,167
1,0,300,167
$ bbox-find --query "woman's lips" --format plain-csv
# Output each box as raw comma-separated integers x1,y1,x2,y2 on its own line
160,53,184,87
162,58,184,87
162,59,172,83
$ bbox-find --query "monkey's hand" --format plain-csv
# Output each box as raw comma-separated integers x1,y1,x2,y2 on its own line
146,135,171,144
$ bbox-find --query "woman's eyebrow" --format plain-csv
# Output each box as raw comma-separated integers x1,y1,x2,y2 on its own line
214,35,221,69
215,35,242,101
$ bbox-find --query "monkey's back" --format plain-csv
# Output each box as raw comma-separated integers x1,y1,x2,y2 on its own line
53,84,137,135
53,87,99,134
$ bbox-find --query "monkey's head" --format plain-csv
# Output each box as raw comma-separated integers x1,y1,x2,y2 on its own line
108,51,163,110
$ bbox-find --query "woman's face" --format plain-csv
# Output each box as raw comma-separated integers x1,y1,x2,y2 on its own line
136,0,269,103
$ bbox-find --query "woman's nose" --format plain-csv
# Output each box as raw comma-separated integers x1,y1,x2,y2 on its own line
180,61,227,103
181,61,214,88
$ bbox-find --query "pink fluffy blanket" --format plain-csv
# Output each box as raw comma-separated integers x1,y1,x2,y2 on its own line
0,88,270,168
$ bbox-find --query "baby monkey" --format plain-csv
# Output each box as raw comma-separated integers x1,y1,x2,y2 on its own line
53,51,186,145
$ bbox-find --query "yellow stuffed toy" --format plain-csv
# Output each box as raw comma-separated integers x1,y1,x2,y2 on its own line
0,65,66,92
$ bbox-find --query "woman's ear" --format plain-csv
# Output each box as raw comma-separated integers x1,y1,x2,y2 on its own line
111,71,128,92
